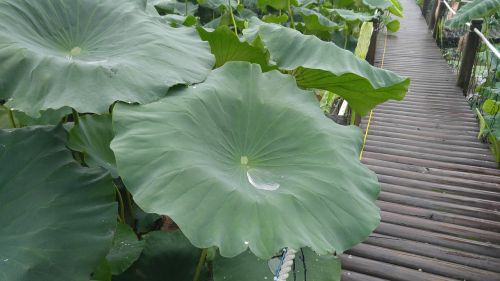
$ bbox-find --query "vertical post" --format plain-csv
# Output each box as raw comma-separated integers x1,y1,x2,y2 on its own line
432,0,446,42
422,0,431,18
457,19,483,94
366,17,380,66
428,0,440,30
356,16,380,126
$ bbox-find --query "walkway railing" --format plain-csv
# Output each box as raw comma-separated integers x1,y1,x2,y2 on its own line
420,0,500,163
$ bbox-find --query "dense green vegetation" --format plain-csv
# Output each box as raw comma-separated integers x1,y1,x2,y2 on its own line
0,0,408,280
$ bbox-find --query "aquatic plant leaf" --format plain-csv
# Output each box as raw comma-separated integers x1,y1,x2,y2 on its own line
112,62,380,258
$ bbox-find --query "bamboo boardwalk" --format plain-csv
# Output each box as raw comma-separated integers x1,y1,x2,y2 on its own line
340,0,500,280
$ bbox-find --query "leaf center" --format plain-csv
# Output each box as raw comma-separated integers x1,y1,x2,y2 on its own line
240,156,249,165
70,47,82,56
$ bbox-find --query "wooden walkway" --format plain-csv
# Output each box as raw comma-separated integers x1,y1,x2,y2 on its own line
341,0,500,280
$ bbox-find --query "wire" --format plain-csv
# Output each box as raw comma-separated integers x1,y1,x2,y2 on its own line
359,25,389,160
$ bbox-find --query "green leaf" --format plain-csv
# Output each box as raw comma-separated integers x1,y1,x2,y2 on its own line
162,14,198,27
482,99,500,115
213,248,341,281
254,22,410,115
355,21,374,59
257,0,296,11
0,106,15,129
197,26,272,70
446,0,500,28
213,250,274,280
152,0,199,15
262,14,290,23
330,9,375,22
294,7,339,32
0,0,214,117
114,231,204,281
388,0,403,17
361,0,393,10
106,223,145,275
14,107,71,127
92,260,112,281
199,0,238,10
111,62,380,258
0,126,116,281
68,114,117,177
386,18,401,32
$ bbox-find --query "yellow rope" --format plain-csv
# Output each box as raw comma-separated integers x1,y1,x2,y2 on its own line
359,28,389,160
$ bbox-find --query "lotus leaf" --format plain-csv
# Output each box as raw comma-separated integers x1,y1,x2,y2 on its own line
106,223,145,275
252,21,410,115
446,0,500,28
111,62,380,259
0,0,214,117
294,7,339,32
330,9,376,22
0,126,116,281
68,114,117,177
114,231,204,281
197,26,272,70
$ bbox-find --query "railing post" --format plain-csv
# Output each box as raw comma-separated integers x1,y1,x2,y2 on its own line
366,17,380,66
456,19,483,94
432,0,446,41
422,0,431,18
428,0,440,30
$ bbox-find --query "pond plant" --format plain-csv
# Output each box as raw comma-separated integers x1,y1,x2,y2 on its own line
0,0,409,280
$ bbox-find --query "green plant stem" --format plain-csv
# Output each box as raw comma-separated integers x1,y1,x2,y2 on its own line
7,108,17,128
192,248,208,281
288,0,295,29
344,24,349,49
114,182,126,223
185,0,188,16
228,0,238,35
126,190,134,220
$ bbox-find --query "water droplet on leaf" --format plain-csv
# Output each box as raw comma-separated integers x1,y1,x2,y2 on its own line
247,168,280,191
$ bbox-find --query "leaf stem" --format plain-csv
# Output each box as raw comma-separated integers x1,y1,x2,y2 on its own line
288,0,295,29
113,182,126,223
192,248,208,281
185,0,188,16
228,0,238,35
7,108,17,128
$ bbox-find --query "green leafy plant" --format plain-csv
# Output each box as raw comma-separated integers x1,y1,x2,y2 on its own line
446,0,500,28
0,0,409,280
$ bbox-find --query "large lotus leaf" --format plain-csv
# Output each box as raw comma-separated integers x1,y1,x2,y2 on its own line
197,26,272,70
114,230,204,281
213,248,341,280
105,223,145,275
0,0,214,117
330,8,376,22
68,114,117,177
111,62,380,258
446,0,500,28
0,126,116,281
294,7,339,32
253,22,409,115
